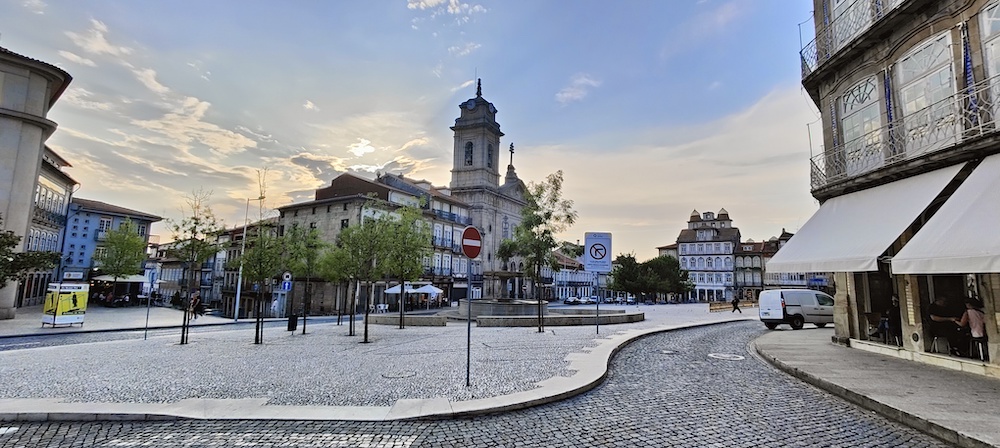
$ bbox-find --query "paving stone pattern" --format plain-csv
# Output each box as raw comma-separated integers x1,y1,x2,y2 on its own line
0,322,951,447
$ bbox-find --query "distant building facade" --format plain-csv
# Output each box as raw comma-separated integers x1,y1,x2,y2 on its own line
0,46,72,318
675,209,740,302
16,146,77,307
62,198,162,283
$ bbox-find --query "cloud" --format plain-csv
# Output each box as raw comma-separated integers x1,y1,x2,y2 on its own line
555,74,602,104
407,0,486,20
660,0,747,60
22,0,45,14
347,138,376,157
131,96,258,156
65,19,133,57
131,68,170,95
708,81,722,90
62,87,114,111
451,79,475,92
448,42,481,57
303,100,320,111
519,85,820,259
57,50,97,67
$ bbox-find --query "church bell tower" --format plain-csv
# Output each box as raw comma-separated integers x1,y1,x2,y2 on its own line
450,79,503,190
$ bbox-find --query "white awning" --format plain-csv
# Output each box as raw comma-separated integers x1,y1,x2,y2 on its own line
766,164,963,273
892,154,1000,274
93,274,148,283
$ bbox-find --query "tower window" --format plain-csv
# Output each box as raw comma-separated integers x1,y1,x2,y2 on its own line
487,144,493,168
464,142,473,166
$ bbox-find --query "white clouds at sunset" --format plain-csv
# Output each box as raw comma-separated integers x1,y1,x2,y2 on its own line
556,74,602,105
65,19,132,57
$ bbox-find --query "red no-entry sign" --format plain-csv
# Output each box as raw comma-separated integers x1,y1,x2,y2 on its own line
461,226,482,259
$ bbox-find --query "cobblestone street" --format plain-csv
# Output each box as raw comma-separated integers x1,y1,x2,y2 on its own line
0,322,951,447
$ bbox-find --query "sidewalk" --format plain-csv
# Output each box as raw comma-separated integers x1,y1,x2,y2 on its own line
754,328,1000,448
0,304,242,337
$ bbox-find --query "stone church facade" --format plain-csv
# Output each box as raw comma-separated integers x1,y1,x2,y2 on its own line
448,80,527,291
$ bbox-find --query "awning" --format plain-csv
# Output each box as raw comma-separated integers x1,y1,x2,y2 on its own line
766,164,963,273
93,274,148,283
892,154,1000,274
384,284,419,294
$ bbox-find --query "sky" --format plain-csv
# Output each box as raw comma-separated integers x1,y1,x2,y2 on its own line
1,0,822,260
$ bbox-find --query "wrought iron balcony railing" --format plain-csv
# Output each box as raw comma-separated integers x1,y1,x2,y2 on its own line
800,0,904,78
811,74,1000,191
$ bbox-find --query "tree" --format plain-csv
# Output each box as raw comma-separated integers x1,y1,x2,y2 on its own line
377,205,432,330
238,221,283,344
498,170,577,332
609,253,644,298
282,225,326,334
0,214,59,287
642,255,692,300
164,190,227,344
93,218,148,299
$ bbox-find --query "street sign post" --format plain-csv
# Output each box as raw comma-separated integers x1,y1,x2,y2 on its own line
585,232,612,336
461,225,482,387
462,226,482,259
584,232,612,273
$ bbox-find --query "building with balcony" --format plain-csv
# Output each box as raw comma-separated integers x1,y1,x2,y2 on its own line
61,198,162,284
15,146,78,307
0,46,71,319
272,171,476,317
676,209,740,302
770,0,1000,371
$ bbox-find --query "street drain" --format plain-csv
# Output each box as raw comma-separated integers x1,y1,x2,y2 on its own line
707,353,745,361
382,371,417,379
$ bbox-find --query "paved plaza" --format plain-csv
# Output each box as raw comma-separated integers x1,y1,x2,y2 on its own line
0,303,998,447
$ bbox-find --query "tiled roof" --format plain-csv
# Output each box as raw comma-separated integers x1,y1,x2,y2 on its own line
0,46,72,104
676,227,741,243
72,198,162,222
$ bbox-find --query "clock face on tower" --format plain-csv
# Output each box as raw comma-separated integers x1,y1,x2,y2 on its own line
465,100,476,110
489,104,496,113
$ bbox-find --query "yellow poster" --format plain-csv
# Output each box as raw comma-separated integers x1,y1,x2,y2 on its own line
43,282,89,326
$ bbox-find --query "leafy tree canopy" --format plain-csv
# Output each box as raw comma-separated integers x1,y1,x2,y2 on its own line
0,214,59,287
93,218,147,280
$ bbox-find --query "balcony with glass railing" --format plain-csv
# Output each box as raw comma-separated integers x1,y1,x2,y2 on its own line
811,75,1000,191
800,0,905,78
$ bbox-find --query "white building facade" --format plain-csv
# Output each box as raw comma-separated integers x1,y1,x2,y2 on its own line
676,209,740,302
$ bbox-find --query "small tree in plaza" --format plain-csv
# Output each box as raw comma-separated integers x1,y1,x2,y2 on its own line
642,255,692,301
0,214,60,287
238,221,283,344
282,225,326,334
164,190,227,345
93,218,148,300
498,170,577,333
377,205,431,330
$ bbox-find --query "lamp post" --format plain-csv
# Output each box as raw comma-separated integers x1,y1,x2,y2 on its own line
234,195,264,322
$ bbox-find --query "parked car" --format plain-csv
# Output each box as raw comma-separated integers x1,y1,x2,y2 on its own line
625,295,636,305
758,289,835,330
563,297,580,305
582,296,598,305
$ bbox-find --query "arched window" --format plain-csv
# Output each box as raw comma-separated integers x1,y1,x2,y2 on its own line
715,257,722,268
724,257,732,268
697,257,705,268
464,142,474,166
706,258,713,268
487,144,493,168
681,258,688,269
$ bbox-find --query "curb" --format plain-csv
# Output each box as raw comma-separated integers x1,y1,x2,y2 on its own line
752,340,993,448
0,318,750,422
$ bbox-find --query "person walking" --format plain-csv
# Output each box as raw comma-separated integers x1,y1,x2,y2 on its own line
731,296,742,313
189,292,203,320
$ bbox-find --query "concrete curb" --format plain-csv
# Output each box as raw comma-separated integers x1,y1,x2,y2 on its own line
0,318,749,422
752,340,994,448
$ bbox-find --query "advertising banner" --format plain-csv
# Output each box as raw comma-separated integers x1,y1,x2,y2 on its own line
43,282,90,326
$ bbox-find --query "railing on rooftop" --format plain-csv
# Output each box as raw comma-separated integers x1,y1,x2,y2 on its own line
811,74,1000,190
800,0,904,78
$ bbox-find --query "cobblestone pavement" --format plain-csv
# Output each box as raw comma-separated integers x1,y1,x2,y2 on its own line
0,321,951,447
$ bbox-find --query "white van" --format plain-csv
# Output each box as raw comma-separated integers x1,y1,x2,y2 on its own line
758,289,835,330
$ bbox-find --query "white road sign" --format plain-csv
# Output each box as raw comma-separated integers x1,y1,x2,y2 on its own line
584,232,612,273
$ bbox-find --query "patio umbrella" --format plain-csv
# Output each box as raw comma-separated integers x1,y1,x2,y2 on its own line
414,284,444,295
384,284,419,294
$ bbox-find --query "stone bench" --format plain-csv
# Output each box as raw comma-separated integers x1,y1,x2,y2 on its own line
365,314,447,326
476,311,644,327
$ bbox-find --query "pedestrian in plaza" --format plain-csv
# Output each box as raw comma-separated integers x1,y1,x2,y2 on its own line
731,295,742,313
189,292,203,320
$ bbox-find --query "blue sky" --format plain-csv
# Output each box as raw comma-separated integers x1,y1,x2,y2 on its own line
1,0,820,259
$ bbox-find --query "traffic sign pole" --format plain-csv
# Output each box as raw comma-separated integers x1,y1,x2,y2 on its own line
462,226,482,387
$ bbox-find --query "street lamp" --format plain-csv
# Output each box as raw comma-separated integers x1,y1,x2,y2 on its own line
234,195,264,322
